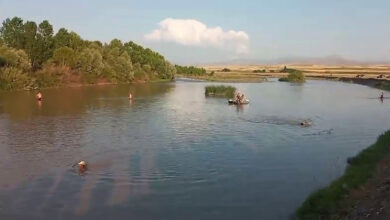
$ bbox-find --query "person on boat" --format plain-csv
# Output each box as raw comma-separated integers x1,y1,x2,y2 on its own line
380,92,384,100
236,92,241,103
36,90,43,101
128,92,133,100
240,93,245,102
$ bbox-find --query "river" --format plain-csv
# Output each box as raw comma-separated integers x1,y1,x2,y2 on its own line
0,79,389,219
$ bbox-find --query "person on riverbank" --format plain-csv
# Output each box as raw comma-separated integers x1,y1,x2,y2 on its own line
36,91,43,101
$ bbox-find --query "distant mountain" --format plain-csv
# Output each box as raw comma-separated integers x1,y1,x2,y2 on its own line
202,55,390,66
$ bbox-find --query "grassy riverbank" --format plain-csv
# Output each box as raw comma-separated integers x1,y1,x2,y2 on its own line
296,130,390,219
176,72,267,82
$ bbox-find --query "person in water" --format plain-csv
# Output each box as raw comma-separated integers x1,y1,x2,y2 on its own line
36,91,43,101
300,120,311,127
380,92,384,99
128,92,133,100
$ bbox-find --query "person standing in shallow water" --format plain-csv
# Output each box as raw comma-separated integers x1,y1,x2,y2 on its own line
380,92,384,99
36,90,43,101
128,92,133,100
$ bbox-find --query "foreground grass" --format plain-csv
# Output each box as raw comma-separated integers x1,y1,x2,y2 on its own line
297,129,390,219
205,85,236,98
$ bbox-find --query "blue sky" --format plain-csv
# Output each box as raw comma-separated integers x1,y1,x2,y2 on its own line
1,0,389,64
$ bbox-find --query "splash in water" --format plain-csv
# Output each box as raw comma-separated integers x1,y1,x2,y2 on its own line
239,115,311,126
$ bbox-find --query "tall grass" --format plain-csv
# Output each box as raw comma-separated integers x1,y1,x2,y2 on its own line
205,85,236,98
296,129,390,219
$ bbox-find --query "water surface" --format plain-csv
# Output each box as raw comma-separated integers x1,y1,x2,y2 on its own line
0,80,389,219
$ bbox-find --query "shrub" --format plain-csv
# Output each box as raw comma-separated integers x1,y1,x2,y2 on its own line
279,69,306,83
253,69,266,73
0,56,6,67
221,68,231,72
0,67,32,90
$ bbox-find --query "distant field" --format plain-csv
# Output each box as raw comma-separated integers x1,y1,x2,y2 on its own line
202,65,390,81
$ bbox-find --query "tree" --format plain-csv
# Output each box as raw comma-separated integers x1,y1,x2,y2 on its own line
32,20,54,68
23,21,38,66
109,39,123,49
0,44,32,90
77,48,103,77
0,44,31,71
0,17,25,49
52,46,75,67
102,45,133,82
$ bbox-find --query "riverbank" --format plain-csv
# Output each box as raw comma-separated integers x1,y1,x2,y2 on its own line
176,73,267,83
200,64,390,84
0,77,174,92
296,130,390,219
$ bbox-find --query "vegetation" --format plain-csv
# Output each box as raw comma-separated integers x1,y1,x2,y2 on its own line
205,85,236,98
297,129,390,219
0,16,181,90
374,81,390,91
279,68,306,82
221,68,231,72
253,69,266,73
175,65,207,75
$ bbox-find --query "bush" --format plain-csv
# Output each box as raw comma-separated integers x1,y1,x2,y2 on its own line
205,85,236,98
253,69,266,73
221,68,231,72
0,67,32,90
34,65,66,87
0,56,6,67
279,69,306,83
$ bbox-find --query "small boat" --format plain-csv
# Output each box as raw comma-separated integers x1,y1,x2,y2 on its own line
228,99,250,105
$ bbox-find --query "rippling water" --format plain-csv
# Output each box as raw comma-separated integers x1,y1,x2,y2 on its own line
0,79,389,219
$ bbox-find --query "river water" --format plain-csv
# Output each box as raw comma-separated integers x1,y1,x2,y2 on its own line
0,79,389,219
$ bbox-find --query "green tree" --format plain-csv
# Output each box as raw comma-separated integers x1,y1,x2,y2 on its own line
102,44,133,82
77,48,103,78
0,17,25,49
109,39,123,49
0,44,32,90
0,44,31,71
32,20,54,68
23,21,38,66
52,46,75,67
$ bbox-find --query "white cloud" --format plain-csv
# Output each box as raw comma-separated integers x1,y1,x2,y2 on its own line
145,18,250,54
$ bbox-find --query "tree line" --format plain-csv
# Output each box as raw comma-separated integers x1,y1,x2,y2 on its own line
0,17,204,90
175,65,207,75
